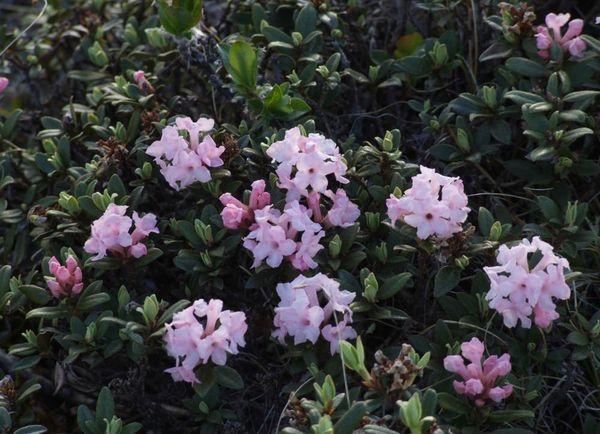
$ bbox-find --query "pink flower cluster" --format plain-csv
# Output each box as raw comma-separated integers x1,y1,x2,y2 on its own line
272,273,356,354
266,127,349,201
386,166,470,239
443,338,513,407
243,202,325,270
146,117,224,190
84,204,159,261
535,13,586,58
164,299,247,384
219,128,359,270
0,77,8,94
484,237,570,329
46,256,84,298
220,180,271,230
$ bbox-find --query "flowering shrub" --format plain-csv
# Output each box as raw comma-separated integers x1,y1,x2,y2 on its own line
0,1,599,433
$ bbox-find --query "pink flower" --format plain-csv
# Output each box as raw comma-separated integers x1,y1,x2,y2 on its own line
146,117,223,191
164,298,247,384
325,189,360,228
219,180,271,229
321,320,357,354
387,166,470,239
443,338,513,407
0,77,8,94
484,237,570,329
242,204,323,271
46,256,84,298
266,127,348,200
273,274,356,354
291,229,325,271
535,13,586,58
133,70,154,92
84,204,158,261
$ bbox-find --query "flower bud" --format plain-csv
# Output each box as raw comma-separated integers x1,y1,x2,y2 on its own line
329,234,342,258
489,221,502,241
365,212,380,232
375,242,388,264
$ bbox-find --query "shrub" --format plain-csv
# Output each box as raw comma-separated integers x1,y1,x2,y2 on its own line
0,0,599,433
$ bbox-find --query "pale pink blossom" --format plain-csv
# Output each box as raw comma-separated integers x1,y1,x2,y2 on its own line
387,166,470,239
164,298,247,384
273,274,356,354
0,77,8,94
219,180,271,229
291,229,325,271
84,204,158,261
242,204,323,271
266,127,348,200
484,237,570,328
443,338,513,407
535,13,586,58
324,189,360,228
46,256,84,298
147,117,223,190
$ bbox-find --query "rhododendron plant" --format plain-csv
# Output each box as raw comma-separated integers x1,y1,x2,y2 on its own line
163,299,247,384
45,256,83,298
272,273,356,354
146,116,224,190
444,338,513,407
535,13,586,58
84,204,159,261
484,237,570,328
387,166,470,239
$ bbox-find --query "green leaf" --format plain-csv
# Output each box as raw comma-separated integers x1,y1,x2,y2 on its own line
505,57,548,78
19,284,52,305
157,0,203,36
333,402,367,434
214,366,244,390
488,410,535,423
562,90,600,103
295,4,317,37
437,392,470,414
96,387,115,422
566,331,589,346
479,41,513,62
434,266,461,297
76,293,110,311
26,306,69,320
477,207,493,236
536,196,561,222
219,41,258,92
107,174,127,196
11,355,41,372
504,90,545,105
13,426,47,434
134,248,163,267
379,273,412,299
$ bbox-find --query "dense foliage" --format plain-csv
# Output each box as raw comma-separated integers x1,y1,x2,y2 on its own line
0,0,599,433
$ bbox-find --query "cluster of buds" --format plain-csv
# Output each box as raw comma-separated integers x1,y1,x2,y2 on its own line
45,256,84,298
